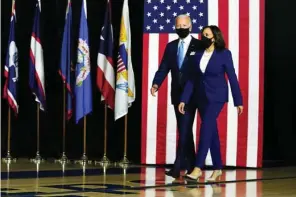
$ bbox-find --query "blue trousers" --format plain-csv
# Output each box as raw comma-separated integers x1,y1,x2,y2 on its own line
195,100,225,169
172,105,196,173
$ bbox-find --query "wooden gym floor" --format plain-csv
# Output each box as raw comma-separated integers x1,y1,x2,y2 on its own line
1,159,296,196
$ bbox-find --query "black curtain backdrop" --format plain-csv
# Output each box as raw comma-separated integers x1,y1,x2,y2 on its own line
1,0,295,165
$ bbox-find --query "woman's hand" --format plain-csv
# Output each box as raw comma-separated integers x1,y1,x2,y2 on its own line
178,102,186,114
237,106,243,115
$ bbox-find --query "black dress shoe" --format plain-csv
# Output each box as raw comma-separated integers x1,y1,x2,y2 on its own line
165,169,180,178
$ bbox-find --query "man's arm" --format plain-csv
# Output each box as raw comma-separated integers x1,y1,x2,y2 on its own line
151,44,171,96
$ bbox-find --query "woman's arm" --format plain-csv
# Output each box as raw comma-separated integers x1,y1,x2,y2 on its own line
224,50,243,106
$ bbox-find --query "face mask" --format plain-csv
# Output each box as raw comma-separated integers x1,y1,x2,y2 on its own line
176,28,190,39
201,35,214,48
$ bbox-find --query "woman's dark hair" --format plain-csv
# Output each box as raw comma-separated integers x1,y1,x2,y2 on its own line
201,25,226,50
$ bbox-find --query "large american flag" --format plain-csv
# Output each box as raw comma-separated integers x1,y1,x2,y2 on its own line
141,0,265,167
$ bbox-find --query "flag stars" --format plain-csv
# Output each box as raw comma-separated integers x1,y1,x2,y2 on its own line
166,5,171,10
192,5,197,10
199,0,204,3
199,25,203,30
173,12,177,17
160,0,165,3
199,12,203,17
186,0,191,3
153,5,158,10
192,18,197,23
179,5,184,10
153,19,158,23
166,18,171,23
147,0,151,3
146,25,151,30
172,25,176,30
173,0,177,3
159,12,164,17
159,25,164,30
186,12,190,16
147,12,151,17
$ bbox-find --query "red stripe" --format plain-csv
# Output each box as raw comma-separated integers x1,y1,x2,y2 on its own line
96,67,115,109
257,0,265,168
156,34,169,164
237,0,250,167
141,34,149,164
218,0,229,166
195,113,201,153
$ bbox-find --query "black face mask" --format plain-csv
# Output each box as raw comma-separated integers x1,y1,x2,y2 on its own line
201,35,214,48
176,28,190,39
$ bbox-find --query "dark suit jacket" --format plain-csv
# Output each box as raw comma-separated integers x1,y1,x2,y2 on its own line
152,36,203,106
181,49,243,106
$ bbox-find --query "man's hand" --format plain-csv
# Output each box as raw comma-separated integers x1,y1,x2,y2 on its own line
237,106,243,115
178,102,185,114
150,84,158,97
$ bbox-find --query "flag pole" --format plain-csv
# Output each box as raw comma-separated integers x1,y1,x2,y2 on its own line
31,103,43,163
118,114,130,167
2,108,16,163
56,82,69,163
95,103,111,166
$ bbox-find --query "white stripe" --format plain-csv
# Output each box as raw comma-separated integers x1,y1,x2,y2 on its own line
246,171,257,197
97,53,115,89
30,36,45,110
146,34,159,164
208,0,219,26
226,0,239,166
166,34,178,164
7,90,18,113
247,0,260,167
225,171,236,196
205,0,219,166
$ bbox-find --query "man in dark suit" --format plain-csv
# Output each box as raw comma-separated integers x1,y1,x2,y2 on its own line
150,15,204,178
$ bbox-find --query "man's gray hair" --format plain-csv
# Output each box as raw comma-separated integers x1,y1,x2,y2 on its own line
175,14,192,26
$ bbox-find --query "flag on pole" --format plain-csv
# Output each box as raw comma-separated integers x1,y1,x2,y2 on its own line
3,0,18,115
29,0,46,111
75,0,92,124
59,0,73,120
141,0,265,167
114,0,135,120
3,0,19,115
96,0,115,110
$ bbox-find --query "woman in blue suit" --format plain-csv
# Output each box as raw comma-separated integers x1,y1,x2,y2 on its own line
178,25,243,182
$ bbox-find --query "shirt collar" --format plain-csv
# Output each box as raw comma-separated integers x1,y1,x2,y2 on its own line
179,34,192,45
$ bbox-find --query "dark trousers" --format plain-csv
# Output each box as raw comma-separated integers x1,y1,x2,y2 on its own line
195,98,224,169
171,105,196,173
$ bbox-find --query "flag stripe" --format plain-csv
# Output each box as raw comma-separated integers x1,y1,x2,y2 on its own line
216,0,229,166
146,34,159,164
156,34,169,164
236,0,250,167
226,0,239,166
141,34,149,164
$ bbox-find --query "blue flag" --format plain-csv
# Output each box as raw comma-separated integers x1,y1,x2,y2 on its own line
3,0,18,115
75,0,92,123
59,0,73,120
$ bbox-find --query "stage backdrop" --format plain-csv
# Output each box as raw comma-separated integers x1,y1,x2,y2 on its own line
141,0,265,167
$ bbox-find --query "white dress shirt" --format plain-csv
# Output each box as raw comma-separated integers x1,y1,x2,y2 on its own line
200,50,214,73
178,35,192,58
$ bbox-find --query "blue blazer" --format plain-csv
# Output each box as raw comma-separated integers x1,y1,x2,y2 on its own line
181,49,243,106
152,36,203,106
